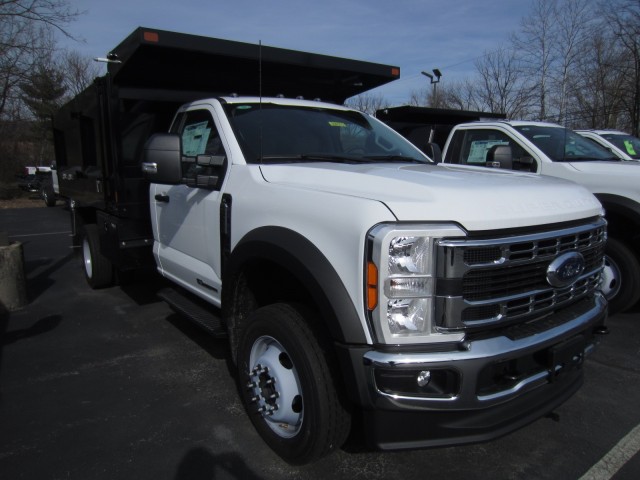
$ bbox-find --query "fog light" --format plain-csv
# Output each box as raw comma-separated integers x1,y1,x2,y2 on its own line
416,370,431,387
374,368,459,398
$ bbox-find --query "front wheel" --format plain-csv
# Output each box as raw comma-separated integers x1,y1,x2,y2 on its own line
602,237,640,314
81,224,114,289
237,303,351,464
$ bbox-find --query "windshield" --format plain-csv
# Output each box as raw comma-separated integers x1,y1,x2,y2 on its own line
600,133,640,160
514,125,619,162
223,102,430,164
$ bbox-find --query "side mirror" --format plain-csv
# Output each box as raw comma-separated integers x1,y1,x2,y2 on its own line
194,154,226,189
487,145,513,169
424,142,442,163
142,134,182,184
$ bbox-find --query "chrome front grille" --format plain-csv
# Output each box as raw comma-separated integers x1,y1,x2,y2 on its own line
434,218,606,331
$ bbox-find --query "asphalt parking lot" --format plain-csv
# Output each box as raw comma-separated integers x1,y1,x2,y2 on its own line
1,205,640,480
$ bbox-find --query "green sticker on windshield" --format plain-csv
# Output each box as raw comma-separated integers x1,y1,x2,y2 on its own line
624,140,637,155
329,121,347,127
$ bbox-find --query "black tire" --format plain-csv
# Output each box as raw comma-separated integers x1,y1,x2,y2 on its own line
602,237,640,314
237,303,351,464
81,224,114,289
41,184,56,207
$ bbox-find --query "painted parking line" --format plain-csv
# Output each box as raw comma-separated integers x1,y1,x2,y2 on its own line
579,422,640,480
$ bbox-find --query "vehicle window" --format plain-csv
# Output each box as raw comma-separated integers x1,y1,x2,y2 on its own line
457,129,534,171
223,103,429,164
179,110,226,157
176,109,227,189
601,133,640,160
515,125,617,162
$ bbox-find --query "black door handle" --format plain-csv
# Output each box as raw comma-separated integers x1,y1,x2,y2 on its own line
155,194,170,203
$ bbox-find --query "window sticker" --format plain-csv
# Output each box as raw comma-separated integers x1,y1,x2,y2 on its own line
182,121,211,156
467,140,509,164
624,140,637,156
329,121,347,127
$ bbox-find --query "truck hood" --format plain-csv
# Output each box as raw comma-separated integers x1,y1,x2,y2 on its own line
260,162,603,231
567,160,640,174
558,161,640,198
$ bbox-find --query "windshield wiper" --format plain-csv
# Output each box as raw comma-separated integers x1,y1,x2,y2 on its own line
260,154,381,164
363,155,427,163
560,157,621,162
258,153,429,164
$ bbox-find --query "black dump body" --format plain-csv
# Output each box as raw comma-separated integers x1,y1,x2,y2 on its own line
53,27,400,215
376,106,505,152
52,27,399,269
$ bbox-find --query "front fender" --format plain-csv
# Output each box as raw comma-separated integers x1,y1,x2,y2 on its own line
224,226,368,345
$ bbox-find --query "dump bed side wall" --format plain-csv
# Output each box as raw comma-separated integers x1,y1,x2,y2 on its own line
52,79,185,220
53,80,108,209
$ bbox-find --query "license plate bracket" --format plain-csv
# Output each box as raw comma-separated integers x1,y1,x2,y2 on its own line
547,334,585,382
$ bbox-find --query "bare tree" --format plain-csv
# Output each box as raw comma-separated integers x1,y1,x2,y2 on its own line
0,0,80,120
0,0,80,37
511,0,557,121
474,47,533,118
0,0,81,180
599,0,640,135
61,50,101,98
345,93,389,115
552,0,594,124
567,30,627,129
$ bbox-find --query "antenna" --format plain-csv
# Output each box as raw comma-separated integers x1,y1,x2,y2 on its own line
259,40,263,102
259,40,263,163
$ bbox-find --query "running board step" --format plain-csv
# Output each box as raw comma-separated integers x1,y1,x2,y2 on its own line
158,287,227,339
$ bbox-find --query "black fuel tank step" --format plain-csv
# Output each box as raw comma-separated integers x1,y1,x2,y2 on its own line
158,287,227,339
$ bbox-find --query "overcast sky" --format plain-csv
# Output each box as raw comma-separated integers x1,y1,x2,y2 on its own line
58,0,535,105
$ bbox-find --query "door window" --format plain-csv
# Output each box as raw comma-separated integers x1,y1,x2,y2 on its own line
456,129,536,172
172,109,228,189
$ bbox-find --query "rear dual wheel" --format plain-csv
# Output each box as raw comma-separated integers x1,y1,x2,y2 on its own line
237,303,351,464
81,224,114,289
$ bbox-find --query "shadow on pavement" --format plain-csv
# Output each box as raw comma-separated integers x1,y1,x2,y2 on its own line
119,269,170,306
174,447,264,480
25,251,75,303
1,314,62,346
166,313,229,361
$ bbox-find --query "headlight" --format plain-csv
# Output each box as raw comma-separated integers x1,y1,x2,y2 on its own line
366,224,466,344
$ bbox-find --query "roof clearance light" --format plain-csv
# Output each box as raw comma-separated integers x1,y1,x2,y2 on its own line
143,31,159,43
391,68,400,76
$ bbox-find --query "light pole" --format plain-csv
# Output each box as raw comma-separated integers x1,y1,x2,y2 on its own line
421,69,442,106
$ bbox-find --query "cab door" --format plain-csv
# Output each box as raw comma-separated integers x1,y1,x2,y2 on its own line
151,106,228,305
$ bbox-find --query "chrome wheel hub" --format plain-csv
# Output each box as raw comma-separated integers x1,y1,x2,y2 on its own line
247,336,303,438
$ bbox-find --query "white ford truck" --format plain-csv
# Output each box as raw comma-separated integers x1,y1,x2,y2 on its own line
438,120,640,314
377,107,640,315
53,29,608,464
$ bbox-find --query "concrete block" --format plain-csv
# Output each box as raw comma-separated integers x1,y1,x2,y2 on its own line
0,241,28,311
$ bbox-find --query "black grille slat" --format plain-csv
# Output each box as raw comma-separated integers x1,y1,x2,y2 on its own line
463,263,548,300
438,220,606,330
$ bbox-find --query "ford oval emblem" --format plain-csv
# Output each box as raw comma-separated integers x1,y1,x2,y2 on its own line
547,252,585,288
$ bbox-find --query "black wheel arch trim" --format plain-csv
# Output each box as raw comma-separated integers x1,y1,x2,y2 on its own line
224,226,368,345
594,193,640,227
